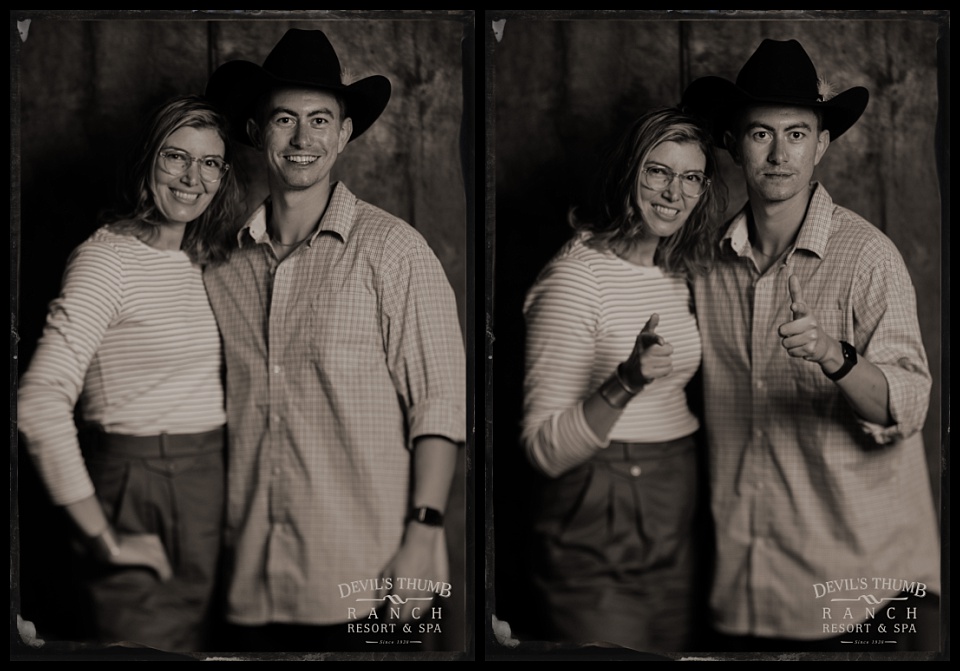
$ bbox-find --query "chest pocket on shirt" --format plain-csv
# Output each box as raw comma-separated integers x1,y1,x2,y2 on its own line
307,287,383,366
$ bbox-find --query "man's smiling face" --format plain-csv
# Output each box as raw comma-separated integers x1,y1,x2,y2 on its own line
249,87,353,193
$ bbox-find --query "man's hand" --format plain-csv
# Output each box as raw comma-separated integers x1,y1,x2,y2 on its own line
377,521,448,622
620,313,674,389
779,275,842,369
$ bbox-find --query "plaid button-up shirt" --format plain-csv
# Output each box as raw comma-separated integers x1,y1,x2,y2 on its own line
693,184,940,639
203,182,465,625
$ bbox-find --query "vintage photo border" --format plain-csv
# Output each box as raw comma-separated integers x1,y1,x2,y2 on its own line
10,8,476,662
484,9,949,662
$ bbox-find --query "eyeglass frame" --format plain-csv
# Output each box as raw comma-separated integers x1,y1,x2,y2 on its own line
156,149,230,183
639,164,711,198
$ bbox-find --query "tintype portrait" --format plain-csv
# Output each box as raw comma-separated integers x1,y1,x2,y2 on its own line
486,10,947,661
12,10,474,661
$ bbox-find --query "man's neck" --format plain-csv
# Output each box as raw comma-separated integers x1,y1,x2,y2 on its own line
268,180,336,245
747,186,813,256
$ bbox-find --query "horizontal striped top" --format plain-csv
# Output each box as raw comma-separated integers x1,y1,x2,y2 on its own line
522,235,701,478
18,226,226,505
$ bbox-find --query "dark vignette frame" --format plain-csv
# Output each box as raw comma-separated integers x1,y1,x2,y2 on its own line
10,8,476,662
484,8,950,662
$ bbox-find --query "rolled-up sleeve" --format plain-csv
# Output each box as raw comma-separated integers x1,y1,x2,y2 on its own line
852,237,931,443
381,232,466,446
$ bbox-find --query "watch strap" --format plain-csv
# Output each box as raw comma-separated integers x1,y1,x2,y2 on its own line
409,506,444,527
825,340,857,382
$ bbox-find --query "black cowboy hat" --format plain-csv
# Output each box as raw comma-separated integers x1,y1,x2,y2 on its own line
205,28,391,145
681,39,868,144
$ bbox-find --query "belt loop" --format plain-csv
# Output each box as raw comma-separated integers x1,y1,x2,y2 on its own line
159,432,168,458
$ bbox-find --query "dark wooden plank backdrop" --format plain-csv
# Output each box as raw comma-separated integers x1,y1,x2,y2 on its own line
490,12,946,651
13,12,471,656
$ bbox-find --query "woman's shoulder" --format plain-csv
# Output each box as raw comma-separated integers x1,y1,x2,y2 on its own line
535,237,602,285
525,237,612,314
82,223,143,249
545,234,622,274
71,225,127,256
67,224,150,273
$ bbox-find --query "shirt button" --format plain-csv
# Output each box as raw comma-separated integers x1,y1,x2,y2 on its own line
273,364,282,374
273,466,282,476
271,414,281,425
754,428,764,439
756,380,765,390
629,465,642,477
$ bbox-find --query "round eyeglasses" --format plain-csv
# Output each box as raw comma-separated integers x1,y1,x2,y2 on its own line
157,150,229,183
640,165,710,198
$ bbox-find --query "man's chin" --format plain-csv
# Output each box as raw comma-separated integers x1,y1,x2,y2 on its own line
753,186,800,204
277,173,326,191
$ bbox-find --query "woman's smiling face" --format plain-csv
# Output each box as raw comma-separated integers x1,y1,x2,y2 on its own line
151,126,225,224
635,140,707,240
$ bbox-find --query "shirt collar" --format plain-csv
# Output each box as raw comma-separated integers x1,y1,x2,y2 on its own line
237,182,358,248
720,182,835,260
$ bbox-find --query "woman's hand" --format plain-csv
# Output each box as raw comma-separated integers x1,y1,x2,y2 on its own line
109,532,174,581
66,495,173,580
620,313,674,390
90,528,174,581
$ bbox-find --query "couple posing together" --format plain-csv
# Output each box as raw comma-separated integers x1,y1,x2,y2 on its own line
522,39,939,653
19,29,465,653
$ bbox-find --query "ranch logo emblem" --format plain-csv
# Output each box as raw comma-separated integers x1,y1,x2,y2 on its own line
338,577,452,645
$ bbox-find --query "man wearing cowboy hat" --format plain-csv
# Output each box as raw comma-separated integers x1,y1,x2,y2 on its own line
682,39,939,651
203,29,465,651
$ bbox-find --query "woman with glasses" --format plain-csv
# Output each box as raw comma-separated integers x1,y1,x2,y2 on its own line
18,94,242,651
521,107,725,652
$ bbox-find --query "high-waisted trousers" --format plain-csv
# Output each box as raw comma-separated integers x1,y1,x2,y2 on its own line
530,435,700,653
81,427,225,652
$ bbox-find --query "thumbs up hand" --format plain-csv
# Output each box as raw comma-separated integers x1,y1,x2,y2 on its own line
788,274,809,320
620,313,674,390
778,275,836,363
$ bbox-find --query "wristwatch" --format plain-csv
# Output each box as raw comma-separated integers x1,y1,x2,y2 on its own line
824,340,857,382
409,507,444,527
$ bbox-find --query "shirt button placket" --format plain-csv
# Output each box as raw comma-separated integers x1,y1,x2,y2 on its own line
266,256,290,527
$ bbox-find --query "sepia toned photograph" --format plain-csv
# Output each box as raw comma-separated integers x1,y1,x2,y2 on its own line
486,10,948,661
12,10,474,661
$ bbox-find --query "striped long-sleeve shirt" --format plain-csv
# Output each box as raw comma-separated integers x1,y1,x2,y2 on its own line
522,235,702,478
18,226,226,505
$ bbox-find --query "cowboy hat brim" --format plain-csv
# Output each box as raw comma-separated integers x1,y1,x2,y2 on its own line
681,75,869,144
206,60,391,146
